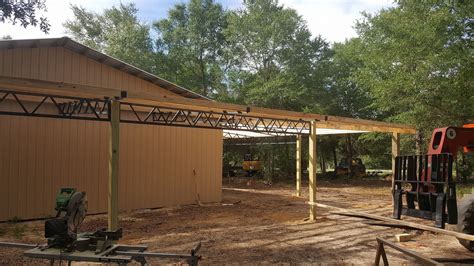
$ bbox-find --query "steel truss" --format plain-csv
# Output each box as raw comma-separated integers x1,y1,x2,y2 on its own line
121,101,311,135
0,89,110,121
224,135,296,145
0,89,311,135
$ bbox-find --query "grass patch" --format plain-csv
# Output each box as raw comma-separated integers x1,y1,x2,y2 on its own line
11,224,27,239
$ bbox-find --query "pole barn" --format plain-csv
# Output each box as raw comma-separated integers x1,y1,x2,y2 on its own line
0,37,222,221
0,37,416,226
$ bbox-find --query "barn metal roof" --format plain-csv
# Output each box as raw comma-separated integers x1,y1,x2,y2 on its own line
0,37,208,100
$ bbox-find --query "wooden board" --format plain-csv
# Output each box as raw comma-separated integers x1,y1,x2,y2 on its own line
331,210,474,241
0,76,417,134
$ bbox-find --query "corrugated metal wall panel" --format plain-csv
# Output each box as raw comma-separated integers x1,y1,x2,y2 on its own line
0,113,222,221
0,46,223,221
0,47,179,97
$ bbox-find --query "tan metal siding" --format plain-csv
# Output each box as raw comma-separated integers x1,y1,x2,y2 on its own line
0,46,223,221
0,47,179,97
0,113,222,221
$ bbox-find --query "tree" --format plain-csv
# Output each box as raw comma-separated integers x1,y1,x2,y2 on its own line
154,0,228,98
64,3,154,72
354,1,474,143
323,39,377,119
225,0,330,111
0,1,50,33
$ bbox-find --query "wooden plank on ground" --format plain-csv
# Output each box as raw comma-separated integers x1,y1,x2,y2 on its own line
330,210,474,241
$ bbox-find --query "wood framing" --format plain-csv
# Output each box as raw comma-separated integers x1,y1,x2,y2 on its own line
0,76,417,134
308,121,317,220
391,132,401,204
108,99,120,230
296,135,302,197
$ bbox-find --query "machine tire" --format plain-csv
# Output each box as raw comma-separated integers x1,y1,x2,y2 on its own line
456,193,474,251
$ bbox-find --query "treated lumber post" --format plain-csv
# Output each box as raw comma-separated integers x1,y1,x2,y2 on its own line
296,135,302,197
108,98,120,231
308,121,317,220
391,132,401,204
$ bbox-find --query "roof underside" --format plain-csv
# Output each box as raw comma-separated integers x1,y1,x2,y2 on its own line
0,37,207,100
223,128,369,139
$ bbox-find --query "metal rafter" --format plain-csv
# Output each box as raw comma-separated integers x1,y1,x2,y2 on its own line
120,101,311,135
0,89,110,121
0,89,311,135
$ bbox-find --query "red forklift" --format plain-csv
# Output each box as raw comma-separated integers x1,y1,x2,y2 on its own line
393,124,474,251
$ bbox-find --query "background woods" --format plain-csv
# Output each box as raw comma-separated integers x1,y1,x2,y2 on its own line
64,0,473,178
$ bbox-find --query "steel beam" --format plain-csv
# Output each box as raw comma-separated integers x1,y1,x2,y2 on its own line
120,101,311,135
0,89,311,135
0,89,110,121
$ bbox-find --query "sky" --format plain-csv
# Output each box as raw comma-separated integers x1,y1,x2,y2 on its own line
1,0,394,43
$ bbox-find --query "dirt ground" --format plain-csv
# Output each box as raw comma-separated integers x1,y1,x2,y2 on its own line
0,177,473,264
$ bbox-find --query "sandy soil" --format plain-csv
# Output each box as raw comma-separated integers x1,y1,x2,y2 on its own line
0,178,473,264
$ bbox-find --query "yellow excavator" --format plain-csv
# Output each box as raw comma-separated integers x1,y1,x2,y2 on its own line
242,153,263,177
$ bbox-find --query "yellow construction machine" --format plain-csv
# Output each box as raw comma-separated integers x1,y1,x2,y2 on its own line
242,153,263,177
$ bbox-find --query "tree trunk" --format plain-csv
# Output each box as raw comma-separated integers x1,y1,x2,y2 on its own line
416,131,423,155
346,134,353,178
321,155,326,174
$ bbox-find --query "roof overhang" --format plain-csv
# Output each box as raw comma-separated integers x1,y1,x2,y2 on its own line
223,128,369,139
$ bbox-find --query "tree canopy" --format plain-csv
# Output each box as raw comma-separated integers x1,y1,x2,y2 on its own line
0,0,50,33
354,0,474,138
63,0,474,172
154,0,228,98
65,3,154,72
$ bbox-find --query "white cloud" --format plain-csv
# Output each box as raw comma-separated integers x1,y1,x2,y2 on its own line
279,0,394,43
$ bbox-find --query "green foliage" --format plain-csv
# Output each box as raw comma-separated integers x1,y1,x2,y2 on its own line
0,1,50,33
64,3,154,71
323,39,376,119
8,216,20,223
63,0,473,174
225,0,330,111
353,1,474,139
154,0,228,97
11,224,26,239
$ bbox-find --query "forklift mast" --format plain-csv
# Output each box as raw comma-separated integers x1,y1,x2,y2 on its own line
393,124,474,228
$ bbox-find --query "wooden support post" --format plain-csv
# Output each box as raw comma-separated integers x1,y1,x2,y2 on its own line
108,99,120,231
391,132,400,205
296,135,302,197
308,121,317,221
